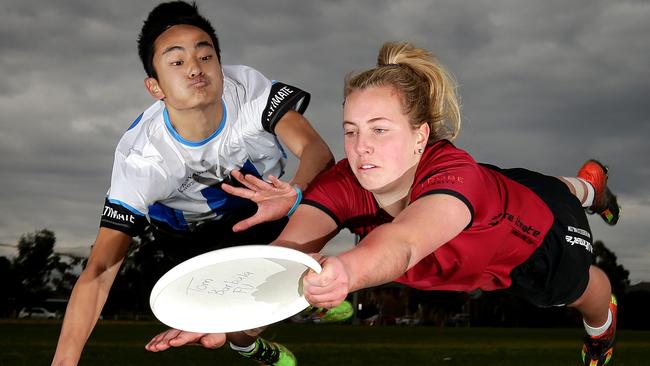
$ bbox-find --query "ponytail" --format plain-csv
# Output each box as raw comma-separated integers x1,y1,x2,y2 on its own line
344,42,461,142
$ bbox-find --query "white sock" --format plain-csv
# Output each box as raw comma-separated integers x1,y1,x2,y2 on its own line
583,309,612,337
230,341,256,353
562,177,595,207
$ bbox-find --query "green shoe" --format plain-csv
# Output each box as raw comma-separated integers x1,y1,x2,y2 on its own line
306,300,354,323
581,295,617,366
239,338,296,366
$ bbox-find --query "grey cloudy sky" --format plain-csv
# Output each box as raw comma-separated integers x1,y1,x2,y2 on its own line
1,0,648,282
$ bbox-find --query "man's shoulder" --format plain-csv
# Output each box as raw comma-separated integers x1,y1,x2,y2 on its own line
115,101,166,156
222,64,267,88
126,100,165,133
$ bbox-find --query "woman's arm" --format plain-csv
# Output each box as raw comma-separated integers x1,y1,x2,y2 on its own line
303,193,471,308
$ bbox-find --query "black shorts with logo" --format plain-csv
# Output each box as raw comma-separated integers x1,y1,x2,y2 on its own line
484,165,594,307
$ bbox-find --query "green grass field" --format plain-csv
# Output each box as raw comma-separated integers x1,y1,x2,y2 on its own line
1,320,649,365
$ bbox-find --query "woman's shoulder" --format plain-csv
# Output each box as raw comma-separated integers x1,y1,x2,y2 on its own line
420,140,478,170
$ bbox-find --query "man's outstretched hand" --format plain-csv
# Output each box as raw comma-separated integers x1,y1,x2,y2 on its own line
145,328,226,352
222,170,299,232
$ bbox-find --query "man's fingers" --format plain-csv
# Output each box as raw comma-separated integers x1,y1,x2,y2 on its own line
230,170,257,190
268,175,291,189
198,333,227,349
222,183,255,199
244,173,275,191
232,217,258,232
145,329,181,352
168,331,206,347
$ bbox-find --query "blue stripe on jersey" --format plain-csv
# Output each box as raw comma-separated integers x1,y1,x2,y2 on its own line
107,198,145,216
240,159,261,176
127,113,144,131
163,98,228,147
148,202,189,231
200,160,261,214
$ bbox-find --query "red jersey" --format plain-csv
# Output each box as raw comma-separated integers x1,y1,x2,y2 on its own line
302,140,554,292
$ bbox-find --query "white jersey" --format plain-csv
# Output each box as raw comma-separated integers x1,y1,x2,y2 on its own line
100,65,310,236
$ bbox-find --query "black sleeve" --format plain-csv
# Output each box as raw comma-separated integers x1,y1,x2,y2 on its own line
261,82,311,134
99,198,148,237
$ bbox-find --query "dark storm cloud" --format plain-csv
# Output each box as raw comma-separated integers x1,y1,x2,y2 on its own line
0,0,648,281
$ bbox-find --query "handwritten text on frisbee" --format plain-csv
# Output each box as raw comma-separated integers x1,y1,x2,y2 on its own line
186,272,255,296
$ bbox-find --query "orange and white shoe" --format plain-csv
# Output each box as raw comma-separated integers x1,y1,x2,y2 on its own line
578,159,620,225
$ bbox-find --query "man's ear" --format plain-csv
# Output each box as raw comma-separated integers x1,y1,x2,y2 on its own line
144,77,165,100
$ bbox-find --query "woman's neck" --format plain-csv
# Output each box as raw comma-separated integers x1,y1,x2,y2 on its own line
373,164,418,217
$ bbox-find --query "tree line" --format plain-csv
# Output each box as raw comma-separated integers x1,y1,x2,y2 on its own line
1,228,646,330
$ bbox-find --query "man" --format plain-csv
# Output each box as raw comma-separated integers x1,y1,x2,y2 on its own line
51,2,334,365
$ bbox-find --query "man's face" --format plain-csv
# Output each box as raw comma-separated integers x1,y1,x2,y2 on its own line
147,24,223,111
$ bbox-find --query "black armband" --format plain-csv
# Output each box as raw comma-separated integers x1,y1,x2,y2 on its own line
261,82,310,133
99,198,148,237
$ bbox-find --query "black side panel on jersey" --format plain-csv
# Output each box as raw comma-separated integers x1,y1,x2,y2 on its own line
99,198,148,237
261,82,310,133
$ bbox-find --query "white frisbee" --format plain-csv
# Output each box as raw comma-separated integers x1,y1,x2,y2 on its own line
149,245,321,333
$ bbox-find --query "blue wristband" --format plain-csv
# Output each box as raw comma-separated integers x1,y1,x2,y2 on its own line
287,186,302,217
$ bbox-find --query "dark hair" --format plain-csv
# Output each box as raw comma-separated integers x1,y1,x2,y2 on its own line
137,1,221,78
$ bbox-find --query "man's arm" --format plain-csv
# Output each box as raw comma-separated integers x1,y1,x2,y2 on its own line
273,109,334,190
51,227,132,366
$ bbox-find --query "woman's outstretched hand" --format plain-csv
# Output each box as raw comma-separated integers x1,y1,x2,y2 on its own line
303,254,351,309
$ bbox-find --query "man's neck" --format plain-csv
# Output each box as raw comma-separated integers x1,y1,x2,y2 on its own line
166,100,223,142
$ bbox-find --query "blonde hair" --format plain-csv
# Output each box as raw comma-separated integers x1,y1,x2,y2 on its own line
344,42,461,142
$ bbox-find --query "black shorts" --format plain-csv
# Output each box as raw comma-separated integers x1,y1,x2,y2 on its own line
148,205,288,279
485,166,594,307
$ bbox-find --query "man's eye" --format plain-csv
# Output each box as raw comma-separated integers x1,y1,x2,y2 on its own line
374,128,387,134
200,55,213,61
171,60,184,66
344,130,356,136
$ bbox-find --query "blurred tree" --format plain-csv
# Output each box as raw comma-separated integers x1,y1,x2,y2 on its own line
0,256,19,317
105,227,163,318
50,253,84,298
12,229,67,307
592,240,630,299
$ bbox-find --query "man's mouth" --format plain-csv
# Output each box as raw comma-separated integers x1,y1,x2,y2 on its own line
190,77,209,87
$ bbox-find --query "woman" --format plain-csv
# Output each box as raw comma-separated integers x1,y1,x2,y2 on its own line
148,41,619,366
272,42,618,366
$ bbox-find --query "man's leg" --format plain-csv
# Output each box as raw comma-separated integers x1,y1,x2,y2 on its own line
228,329,296,366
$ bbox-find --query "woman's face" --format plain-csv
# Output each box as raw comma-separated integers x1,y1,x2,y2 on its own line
343,85,428,194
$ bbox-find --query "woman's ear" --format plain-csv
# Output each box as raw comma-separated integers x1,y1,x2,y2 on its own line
417,122,430,147
144,77,165,100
